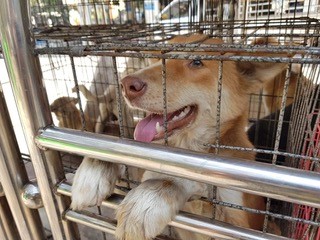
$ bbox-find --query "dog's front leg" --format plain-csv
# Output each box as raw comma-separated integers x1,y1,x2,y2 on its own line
115,172,207,240
71,157,120,210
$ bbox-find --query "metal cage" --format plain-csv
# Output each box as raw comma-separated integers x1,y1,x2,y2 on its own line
0,0,320,239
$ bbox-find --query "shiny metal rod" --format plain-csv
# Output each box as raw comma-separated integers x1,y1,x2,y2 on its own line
58,182,291,240
0,88,44,239
0,0,79,239
0,218,6,240
0,221,6,240
64,210,175,240
64,210,116,236
0,183,4,197
37,126,320,208
0,197,20,240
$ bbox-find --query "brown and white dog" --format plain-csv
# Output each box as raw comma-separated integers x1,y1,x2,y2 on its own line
73,84,135,137
71,34,289,239
50,96,95,132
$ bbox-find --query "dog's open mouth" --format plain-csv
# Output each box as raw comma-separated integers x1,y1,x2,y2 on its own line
134,105,197,142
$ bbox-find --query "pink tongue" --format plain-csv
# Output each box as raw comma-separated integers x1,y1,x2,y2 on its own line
134,114,164,142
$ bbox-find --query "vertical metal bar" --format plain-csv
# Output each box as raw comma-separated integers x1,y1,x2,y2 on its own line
217,0,224,37
70,55,87,131
93,1,99,24
215,61,223,153
0,220,6,240
130,1,136,24
0,0,79,239
263,64,293,232
0,197,20,240
112,56,125,138
198,0,204,23
112,55,131,191
228,0,235,43
0,87,44,240
241,0,248,40
0,183,3,197
210,60,223,222
161,57,168,145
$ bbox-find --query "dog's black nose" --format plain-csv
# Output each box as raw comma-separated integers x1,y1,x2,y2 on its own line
121,76,146,101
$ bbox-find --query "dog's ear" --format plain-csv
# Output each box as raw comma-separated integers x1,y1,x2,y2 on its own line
236,60,288,84
236,37,291,85
70,97,79,105
50,98,62,112
50,97,79,113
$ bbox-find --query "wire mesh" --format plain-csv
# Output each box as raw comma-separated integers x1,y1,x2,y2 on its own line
26,0,320,239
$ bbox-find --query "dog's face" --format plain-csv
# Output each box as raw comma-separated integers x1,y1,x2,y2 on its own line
121,35,288,151
50,96,81,128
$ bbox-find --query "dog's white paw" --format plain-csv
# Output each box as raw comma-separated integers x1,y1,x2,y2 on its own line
115,179,188,240
71,157,120,210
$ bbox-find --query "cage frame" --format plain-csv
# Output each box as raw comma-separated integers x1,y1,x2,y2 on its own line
0,0,320,239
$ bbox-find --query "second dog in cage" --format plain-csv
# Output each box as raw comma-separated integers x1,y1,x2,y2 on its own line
71,34,290,240
75,84,119,133
50,96,95,132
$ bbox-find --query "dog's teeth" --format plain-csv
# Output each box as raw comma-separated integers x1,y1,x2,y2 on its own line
156,122,163,134
178,110,187,118
184,106,191,114
171,106,192,123
172,115,179,121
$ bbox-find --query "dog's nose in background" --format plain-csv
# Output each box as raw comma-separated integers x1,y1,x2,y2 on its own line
121,76,147,101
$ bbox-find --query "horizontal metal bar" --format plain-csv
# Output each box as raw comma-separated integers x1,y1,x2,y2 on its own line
34,19,318,33
33,19,319,41
56,182,121,208
209,144,320,162
58,182,291,240
64,210,116,236
34,42,320,55
34,49,320,64
43,51,318,64
37,126,320,208
64,210,174,240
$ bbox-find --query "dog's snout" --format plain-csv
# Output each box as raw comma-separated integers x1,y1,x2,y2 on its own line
121,76,146,101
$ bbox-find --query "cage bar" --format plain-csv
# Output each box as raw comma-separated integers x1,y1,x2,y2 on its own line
0,0,318,239
57,182,291,240
0,84,45,239
0,196,20,240
0,183,3,197
37,126,320,208
0,0,79,239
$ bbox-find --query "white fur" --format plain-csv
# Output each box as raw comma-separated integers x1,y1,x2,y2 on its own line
115,171,208,240
71,157,120,210
115,178,189,240
216,188,245,225
217,188,244,208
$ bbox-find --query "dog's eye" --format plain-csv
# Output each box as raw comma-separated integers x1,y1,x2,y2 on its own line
189,60,203,68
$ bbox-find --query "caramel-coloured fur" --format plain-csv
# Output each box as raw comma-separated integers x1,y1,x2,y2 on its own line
50,96,94,132
71,34,289,240
115,35,288,240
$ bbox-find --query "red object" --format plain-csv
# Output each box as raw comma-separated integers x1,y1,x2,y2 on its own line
292,111,320,239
